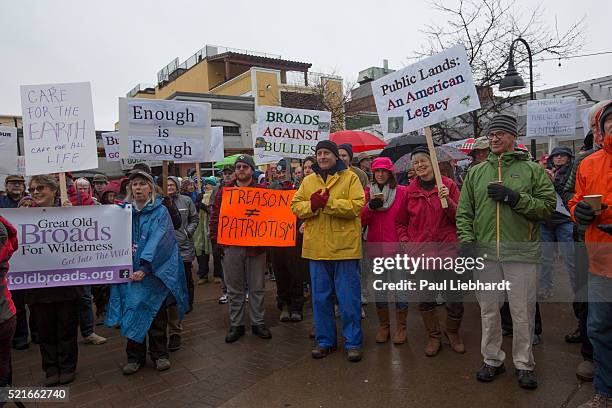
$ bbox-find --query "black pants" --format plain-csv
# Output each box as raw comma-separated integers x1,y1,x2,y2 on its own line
126,304,168,364
0,315,16,387
272,246,304,312
11,290,37,346
184,261,194,310
501,301,542,335
30,300,79,377
91,285,109,317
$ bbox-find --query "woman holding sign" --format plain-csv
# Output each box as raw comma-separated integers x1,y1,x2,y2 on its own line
24,175,82,386
106,170,188,375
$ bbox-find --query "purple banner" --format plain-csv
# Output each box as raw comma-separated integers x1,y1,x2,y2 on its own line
7,265,133,290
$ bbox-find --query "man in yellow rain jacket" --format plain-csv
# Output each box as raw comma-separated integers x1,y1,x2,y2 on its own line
291,140,365,362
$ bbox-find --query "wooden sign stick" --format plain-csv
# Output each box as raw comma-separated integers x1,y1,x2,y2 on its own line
195,162,202,192
59,172,68,204
423,127,448,208
162,160,169,195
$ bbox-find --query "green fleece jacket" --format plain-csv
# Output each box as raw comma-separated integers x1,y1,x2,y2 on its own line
456,150,556,262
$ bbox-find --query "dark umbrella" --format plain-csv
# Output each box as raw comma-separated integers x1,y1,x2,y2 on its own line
379,134,428,162
394,146,469,173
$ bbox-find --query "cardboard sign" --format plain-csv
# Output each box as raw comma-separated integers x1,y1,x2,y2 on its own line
0,126,18,174
527,98,577,137
101,131,121,162
119,98,211,162
20,82,98,175
217,187,296,247
3,205,133,290
254,106,331,159
372,44,480,140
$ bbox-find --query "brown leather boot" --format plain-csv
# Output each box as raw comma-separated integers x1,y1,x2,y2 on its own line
393,308,408,344
445,316,465,354
421,309,442,357
375,308,390,343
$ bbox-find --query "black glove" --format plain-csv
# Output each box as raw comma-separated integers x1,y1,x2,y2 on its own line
574,201,595,225
459,241,475,260
369,197,384,210
487,183,520,206
597,224,612,236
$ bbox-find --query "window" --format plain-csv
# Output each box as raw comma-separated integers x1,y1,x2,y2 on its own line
223,126,240,136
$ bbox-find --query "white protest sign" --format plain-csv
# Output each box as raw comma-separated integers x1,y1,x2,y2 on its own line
0,126,18,174
101,131,121,162
372,44,480,140
254,106,331,159
119,158,163,171
119,98,211,162
3,205,133,290
20,82,98,175
526,98,577,137
249,124,283,164
209,126,224,162
581,108,591,137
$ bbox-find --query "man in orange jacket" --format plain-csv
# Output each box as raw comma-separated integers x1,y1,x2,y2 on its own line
569,100,612,408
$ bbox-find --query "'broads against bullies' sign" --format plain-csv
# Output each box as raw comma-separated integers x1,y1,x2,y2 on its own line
372,44,480,139
3,205,133,290
254,106,331,159
20,82,98,175
119,98,212,162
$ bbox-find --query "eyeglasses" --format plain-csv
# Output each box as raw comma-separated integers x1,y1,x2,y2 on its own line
30,185,48,193
235,164,250,170
487,131,512,140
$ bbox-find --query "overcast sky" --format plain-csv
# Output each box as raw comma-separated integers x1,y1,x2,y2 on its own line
2,0,610,130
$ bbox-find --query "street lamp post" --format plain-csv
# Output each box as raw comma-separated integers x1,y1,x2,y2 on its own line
499,37,537,158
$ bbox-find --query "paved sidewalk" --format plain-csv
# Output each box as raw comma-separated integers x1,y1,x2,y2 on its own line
9,280,593,408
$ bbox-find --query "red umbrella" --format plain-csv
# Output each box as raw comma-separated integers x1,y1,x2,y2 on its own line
459,138,476,153
329,130,387,153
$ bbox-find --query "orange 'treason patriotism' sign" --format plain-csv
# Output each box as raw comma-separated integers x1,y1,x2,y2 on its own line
217,187,297,247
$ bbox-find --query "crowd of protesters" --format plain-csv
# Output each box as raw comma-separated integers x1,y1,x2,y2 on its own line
0,105,611,407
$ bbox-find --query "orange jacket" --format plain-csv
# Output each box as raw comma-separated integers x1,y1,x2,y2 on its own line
568,136,612,277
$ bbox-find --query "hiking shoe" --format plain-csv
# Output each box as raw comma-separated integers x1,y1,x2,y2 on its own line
252,325,272,339
346,349,362,362
290,312,303,322
576,360,595,382
155,358,171,372
476,363,506,382
516,369,538,389
225,326,245,343
83,333,107,345
312,345,336,359
168,334,181,352
59,372,75,385
218,294,229,304
577,394,612,408
279,307,291,322
122,362,141,376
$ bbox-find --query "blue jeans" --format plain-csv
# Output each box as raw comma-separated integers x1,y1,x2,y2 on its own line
539,222,576,295
588,273,612,397
310,260,363,350
79,286,94,337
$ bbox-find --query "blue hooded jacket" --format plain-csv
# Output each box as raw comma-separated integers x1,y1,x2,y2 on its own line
106,197,188,343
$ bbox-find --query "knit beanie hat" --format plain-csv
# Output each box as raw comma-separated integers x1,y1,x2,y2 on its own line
338,143,354,160
487,114,518,137
315,140,339,158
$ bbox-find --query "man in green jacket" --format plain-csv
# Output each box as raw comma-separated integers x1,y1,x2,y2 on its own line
457,113,555,390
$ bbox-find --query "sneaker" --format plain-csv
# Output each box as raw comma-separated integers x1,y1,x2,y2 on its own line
476,363,506,382
269,273,276,282
576,360,595,382
279,307,291,322
225,326,245,343
252,325,272,339
312,345,336,359
155,358,171,372
346,349,362,362
83,333,107,345
578,394,612,408
246,293,249,302
197,277,208,285
290,312,303,322
218,294,229,304
168,334,181,352
214,277,222,284
532,334,541,346
122,362,141,376
59,372,75,385
516,369,538,389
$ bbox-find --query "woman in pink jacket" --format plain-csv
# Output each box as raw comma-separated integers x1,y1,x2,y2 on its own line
361,157,408,344
395,146,464,357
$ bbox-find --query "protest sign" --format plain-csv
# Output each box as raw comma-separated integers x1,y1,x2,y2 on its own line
20,82,98,175
101,131,121,162
372,44,480,140
526,98,577,137
250,123,283,165
3,205,133,290
0,126,18,174
119,98,211,162
209,126,224,162
217,187,297,247
119,158,163,171
254,106,331,159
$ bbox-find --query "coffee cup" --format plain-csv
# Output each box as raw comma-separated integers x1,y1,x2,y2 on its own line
584,195,603,215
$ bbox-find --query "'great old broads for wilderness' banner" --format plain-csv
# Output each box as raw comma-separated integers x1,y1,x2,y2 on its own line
3,205,133,290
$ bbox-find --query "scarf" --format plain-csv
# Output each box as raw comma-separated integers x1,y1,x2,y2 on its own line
369,182,397,211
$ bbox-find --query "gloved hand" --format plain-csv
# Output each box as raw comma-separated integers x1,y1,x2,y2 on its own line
487,183,520,206
597,224,612,236
369,197,384,210
310,189,330,211
574,201,596,225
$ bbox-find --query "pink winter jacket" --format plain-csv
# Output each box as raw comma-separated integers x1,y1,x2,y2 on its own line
361,184,407,258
